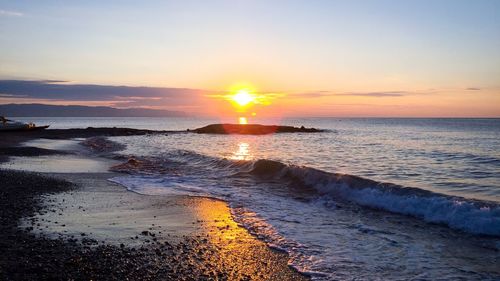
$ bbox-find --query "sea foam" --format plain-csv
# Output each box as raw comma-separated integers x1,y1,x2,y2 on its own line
248,159,500,236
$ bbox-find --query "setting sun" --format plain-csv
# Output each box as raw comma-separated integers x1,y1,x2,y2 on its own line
232,89,254,106
1,2,499,280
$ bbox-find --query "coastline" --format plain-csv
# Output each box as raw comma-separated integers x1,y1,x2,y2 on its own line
0,129,308,280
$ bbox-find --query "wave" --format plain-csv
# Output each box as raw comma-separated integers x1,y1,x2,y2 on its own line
246,159,500,236
109,149,500,237
80,137,126,154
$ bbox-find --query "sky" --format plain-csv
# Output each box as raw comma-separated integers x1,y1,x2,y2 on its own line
0,0,499,117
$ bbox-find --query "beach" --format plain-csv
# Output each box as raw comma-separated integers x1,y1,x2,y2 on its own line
2,1,499,279
1,119,499,280
0,129,307,280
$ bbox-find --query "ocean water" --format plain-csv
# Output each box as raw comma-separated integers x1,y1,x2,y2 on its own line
22,117,500,279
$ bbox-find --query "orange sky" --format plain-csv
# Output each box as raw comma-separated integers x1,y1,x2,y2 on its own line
202,86,500,118
1,1,499,117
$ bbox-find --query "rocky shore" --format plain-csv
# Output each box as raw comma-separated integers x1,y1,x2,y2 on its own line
0,127,171,164
0,129,308,280
0,170,227,280
190,124,324,135
0,127,173,146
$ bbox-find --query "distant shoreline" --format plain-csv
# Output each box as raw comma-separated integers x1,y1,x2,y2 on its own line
0,103,188,117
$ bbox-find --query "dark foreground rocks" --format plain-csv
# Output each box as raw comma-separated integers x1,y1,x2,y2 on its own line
0,127,170,163
0,127,172,146
0,169,307,281
0,128,308,280
190,124,324,135
0,146,69,163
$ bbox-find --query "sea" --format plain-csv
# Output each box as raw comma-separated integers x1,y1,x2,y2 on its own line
16,117,500,280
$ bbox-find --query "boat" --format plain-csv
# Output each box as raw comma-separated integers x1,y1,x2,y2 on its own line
0,117,50,131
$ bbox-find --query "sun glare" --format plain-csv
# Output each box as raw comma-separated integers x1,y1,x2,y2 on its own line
239,117,248,124
232,89,254,106
230,142,250,160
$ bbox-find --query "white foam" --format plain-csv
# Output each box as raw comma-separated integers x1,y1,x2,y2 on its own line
288,166,500,236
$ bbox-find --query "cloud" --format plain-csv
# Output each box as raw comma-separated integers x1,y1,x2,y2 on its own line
0,93,27,97
41,80,70,84
291,90,419,98
0,79,210,109
205,91,285,106
0,9,23,17
466,87,481,91
338,91,410,97
291,91,333,98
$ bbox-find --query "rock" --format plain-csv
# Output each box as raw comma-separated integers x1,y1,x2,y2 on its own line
190,124,324,135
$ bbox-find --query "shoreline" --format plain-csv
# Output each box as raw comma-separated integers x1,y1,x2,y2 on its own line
0,129,308,280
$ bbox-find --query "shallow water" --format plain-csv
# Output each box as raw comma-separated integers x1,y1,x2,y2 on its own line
108,154,500,280
0,139,119,173
16,117,500,280
94,117,500,202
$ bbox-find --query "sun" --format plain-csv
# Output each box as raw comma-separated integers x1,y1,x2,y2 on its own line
232,89,254,106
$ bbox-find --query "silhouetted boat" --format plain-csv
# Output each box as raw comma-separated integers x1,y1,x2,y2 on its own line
0,117,49,131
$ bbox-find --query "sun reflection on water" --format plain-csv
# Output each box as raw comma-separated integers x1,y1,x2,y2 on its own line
190,198,304,279
230,142,251,160
238,117,248,124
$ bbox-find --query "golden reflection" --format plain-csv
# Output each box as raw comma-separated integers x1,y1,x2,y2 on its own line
238,117,248,125
190,198,304,279
230,142,251,160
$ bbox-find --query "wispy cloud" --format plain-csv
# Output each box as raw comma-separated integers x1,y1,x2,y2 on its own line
0,9,24,17
0,93,27,97
290,91,333,98
337,91,411,97
205,91,285,106
291,90,423,98
0,79,209,109
466,87,481,91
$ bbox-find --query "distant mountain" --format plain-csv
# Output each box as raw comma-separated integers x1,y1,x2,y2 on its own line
0,104,187,117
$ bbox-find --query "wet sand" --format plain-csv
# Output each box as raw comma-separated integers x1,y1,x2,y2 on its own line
0,130,308,280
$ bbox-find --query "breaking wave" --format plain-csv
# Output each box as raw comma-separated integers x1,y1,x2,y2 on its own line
110,150,500,236
247,159,500,236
